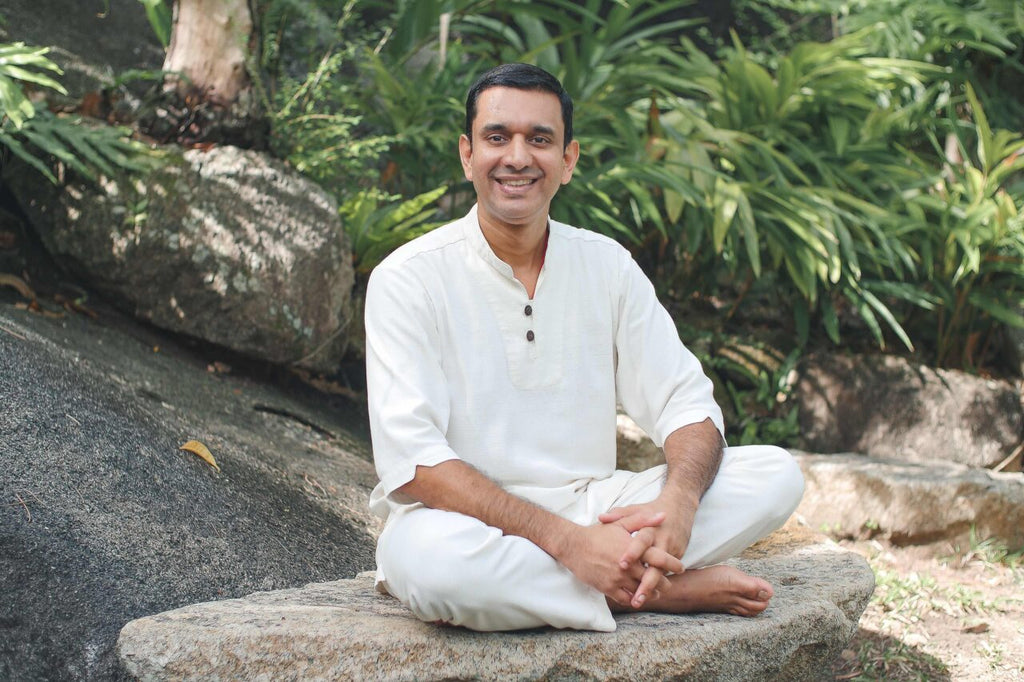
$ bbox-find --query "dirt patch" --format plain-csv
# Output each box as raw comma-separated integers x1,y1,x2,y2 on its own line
831,539,1024,681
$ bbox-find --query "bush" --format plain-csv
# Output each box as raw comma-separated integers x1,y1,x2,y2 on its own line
257,0,1024,376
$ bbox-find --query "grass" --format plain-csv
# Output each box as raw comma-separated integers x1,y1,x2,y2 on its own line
832,542,1024,681
832,629,949,682
872,566,1003,624
949,529,1024,572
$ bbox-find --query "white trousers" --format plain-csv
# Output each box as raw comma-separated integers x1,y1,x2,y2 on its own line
375,445,804,632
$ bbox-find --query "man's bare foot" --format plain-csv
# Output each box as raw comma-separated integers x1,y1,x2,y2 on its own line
610,565,774,617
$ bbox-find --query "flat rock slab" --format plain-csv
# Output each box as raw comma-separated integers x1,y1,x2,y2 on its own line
795,451,1024,548
118,527,873,681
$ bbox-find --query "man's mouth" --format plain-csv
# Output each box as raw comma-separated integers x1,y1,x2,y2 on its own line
496,178,537,187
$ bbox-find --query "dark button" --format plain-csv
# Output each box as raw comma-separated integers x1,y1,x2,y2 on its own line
526,330,535,342
524,304,533,316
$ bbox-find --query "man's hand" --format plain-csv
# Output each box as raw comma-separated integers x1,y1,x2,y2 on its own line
598,489,698,608
600,419,723,608
558,511,683,606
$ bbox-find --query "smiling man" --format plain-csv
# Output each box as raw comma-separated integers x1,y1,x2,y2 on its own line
364,63,804,631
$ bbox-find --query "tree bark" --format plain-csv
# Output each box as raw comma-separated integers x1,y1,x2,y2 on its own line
147,0,266,148
163,0,255,106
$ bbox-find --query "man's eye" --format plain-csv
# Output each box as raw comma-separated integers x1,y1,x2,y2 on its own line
487,135,506,143
531,137,550,145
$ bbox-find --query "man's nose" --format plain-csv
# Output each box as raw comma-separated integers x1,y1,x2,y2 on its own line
503,136,531,169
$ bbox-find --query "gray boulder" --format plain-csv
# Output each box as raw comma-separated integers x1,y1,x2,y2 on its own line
615,413,664,472
795,451,1024,549
117,526,873,681
796,353,1022,469
0,0,163,105
7,145,355,373
0,301,378,681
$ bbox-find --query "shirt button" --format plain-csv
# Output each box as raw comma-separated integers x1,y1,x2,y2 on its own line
526,330,535,342
524,304,533,316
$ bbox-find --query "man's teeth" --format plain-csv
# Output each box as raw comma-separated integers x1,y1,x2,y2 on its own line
500,179,534,186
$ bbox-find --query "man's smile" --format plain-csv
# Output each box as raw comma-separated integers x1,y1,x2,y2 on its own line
494,177,539,187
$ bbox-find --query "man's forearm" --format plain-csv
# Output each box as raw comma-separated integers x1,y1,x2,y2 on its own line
397,459,577,561
661,418,724,506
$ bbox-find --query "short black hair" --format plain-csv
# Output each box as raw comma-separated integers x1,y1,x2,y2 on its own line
464,63,574,148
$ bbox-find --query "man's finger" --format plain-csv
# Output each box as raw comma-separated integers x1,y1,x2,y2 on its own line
597,505,636,523
617,510,666,534
641,546,684,574
610,587,634,607
617,527,655,569
598,509,624,523
631,565,665,608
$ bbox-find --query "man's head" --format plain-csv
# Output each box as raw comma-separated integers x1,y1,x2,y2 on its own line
464,63,574,149
459,64,580,232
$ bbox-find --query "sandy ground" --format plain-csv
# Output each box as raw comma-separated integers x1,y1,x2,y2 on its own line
830,539,1024,681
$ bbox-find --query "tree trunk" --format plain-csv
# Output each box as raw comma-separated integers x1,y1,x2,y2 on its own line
146,0,267,148
163,0,255,106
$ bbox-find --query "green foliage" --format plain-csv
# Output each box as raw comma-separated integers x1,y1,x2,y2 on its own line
901,85,1024,369
0,42,154,184
257,0,457,271
0,42,66,128
4,110,155,183
340,186,448,274
251,0,1024,373
351,43,474,200
648,31,946,350
135,0,172,48
698,335,802,446
268,49,392,189
765,0,1024,131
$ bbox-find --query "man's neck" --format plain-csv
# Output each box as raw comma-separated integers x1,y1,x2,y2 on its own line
478,213,549,298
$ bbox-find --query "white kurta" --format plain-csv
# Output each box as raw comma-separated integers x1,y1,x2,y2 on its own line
364,206,803,631
366,205,722,515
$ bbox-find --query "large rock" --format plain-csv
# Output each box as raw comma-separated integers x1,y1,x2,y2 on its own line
0,0,163,105
117,526,872,681
0,301,378,681
796,353,1022,469
7,145,355,373
795,451,1024,549
615,413,664,472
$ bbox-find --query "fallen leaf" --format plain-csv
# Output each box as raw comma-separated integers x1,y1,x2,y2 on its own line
962,622,990,634
179,440,220,472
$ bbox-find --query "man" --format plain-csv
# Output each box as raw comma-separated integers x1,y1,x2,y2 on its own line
365,63,804,632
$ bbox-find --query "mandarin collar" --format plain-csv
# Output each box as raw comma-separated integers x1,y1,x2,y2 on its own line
463,204,557,283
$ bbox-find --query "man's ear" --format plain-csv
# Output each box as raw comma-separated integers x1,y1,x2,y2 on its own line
561,139,580,185
459,134,473,181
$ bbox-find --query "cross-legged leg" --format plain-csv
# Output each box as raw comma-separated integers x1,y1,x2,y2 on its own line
375,445,802,629
596,444,804,616
375,505,616,632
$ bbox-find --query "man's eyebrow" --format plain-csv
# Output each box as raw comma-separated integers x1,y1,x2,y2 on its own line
479,123,557,137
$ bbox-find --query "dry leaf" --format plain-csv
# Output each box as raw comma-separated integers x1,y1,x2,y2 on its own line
962,622,990,634
179,440,220,472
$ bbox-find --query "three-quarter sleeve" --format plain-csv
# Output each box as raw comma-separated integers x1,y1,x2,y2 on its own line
613,255,724,447
365,263,462,495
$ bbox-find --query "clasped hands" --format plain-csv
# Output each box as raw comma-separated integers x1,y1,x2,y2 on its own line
562,495,694,610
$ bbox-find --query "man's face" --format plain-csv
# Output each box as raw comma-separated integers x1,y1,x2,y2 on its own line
459,86,579,232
